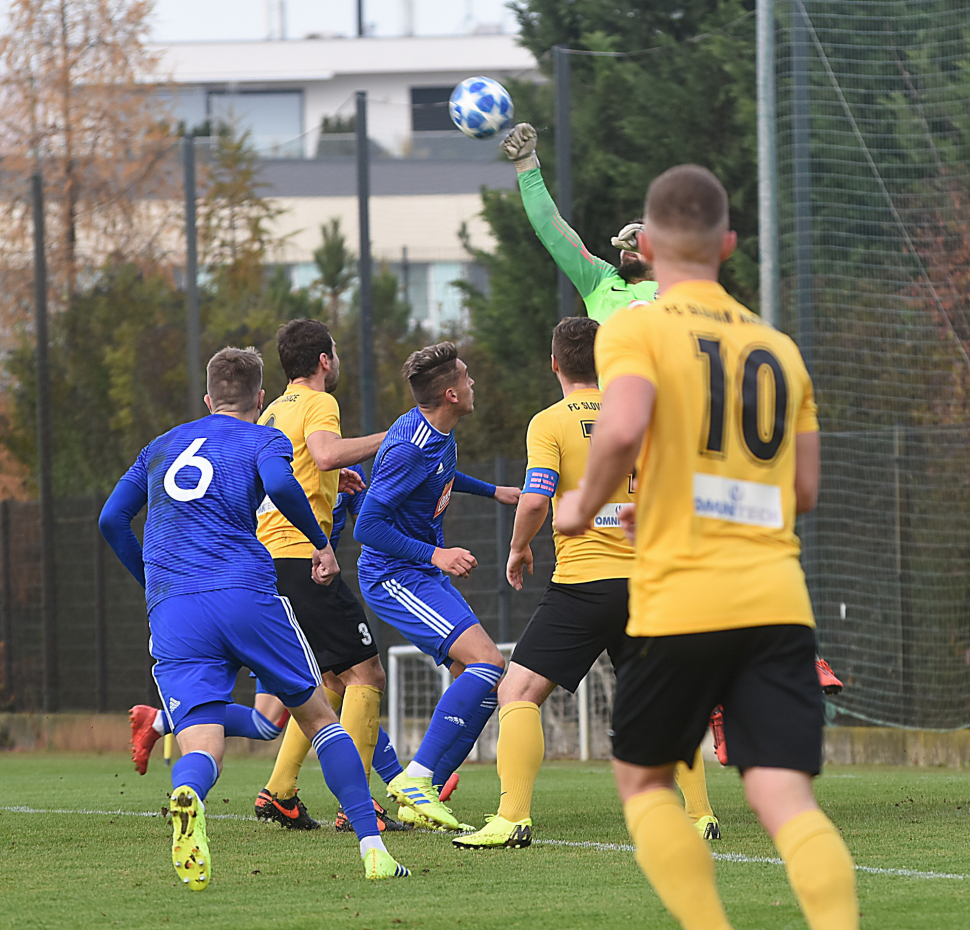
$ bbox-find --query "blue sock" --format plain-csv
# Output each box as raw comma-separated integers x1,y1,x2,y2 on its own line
373,726,404,785
171,750,219,802
432,693,497,788
412,663,503,773
312,723,380,840
224,704,282,741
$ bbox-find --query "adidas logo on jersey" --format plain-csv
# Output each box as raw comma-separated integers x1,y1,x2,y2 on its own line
168,697,181,712
444,715,466,728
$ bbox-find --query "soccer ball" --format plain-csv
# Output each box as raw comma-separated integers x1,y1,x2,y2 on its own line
449,77,514,139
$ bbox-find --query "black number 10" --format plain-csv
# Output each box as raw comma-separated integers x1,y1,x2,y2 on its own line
694,336,789,463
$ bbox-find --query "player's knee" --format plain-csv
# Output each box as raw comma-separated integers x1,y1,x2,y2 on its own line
342,655,386,691
484,648,506,672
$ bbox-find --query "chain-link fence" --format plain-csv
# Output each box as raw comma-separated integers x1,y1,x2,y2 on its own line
0,458,553,714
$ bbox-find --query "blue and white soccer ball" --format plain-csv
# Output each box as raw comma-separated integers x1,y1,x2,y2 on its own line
449,77,514,139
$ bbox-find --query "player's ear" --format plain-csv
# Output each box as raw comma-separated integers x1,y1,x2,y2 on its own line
720,230,738,263
203,394,213,414
551,354,559,374
636,228,654,263
319,352,331,373
257,388,265,411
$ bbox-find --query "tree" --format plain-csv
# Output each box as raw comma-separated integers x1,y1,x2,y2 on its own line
314,218,357,325
459,0,759,455
0,0,176,326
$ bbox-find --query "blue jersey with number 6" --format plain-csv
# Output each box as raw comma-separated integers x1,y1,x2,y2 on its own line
120,416,293,611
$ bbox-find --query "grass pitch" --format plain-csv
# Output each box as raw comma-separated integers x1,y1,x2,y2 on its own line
0,753,967,929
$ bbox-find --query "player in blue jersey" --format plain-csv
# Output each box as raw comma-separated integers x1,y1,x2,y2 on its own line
354,342,520,830
99,347,410,888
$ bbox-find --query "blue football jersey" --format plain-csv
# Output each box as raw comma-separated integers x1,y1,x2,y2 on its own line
121,415,293,611
330,463,367,550
357,408,458,579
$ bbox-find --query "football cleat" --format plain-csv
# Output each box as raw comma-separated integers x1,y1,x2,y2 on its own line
387,773,461,830
254,788,320,830
335,798,411,833
816,655,844,695
695,815,721,841
171,786,210,891
129,705,163,775
438,772,460,803
452,814,533,849
710,706,728,766
396,804,473,832
363,848,410,880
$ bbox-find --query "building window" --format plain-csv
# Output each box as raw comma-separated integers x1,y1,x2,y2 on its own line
208,90,304,157
411,87,456,133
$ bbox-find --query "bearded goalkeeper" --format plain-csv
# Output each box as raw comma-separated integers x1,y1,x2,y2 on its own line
501,123,657,322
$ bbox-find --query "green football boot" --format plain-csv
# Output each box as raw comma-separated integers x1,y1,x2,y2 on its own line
452,814,533,849
170,786,211,891
387,773,461,830
363,848,411,880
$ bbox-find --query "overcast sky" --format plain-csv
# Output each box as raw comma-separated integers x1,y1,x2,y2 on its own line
148,0,520,42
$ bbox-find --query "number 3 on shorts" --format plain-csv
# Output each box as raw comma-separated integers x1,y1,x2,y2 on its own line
164,438,213,502
358,623,373,646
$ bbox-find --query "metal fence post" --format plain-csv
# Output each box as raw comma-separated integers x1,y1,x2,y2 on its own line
0,500,11,703
93,496,107,713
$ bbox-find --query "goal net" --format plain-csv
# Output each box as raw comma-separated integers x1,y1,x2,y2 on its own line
776,1,970,727
386,643,617,761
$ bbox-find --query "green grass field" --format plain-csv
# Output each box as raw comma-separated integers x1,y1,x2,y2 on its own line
0,753,967,929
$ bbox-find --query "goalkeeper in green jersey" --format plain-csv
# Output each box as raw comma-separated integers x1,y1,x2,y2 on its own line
501,123,658,322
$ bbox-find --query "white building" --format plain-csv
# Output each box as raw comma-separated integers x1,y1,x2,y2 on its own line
152,33,539,329
153,34,538,158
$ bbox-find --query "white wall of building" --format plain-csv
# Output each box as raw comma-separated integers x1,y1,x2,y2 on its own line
151,34,539,157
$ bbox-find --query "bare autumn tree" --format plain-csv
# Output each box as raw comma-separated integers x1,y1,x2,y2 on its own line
0,0,177,332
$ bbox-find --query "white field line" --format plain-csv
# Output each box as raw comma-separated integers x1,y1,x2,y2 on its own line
1,806,965,881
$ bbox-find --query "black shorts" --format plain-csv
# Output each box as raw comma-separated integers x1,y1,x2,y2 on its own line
612,624,823,774
510,578,633,693
274,559,378,676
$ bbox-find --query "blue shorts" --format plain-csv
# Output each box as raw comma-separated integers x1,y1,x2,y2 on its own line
359,571,479,666
149,588,322,732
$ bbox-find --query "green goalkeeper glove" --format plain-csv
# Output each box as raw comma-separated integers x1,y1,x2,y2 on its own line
611,222,644,253
501,123,540,173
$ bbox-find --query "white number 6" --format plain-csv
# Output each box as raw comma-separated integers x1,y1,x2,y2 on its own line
164,438,213,502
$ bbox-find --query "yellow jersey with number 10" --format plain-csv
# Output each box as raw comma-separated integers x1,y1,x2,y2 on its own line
256,384,341,559
524,388,635,584
595,280,818,638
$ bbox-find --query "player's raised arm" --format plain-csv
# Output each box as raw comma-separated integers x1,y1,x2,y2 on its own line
99,472,149,588
503,123,614,301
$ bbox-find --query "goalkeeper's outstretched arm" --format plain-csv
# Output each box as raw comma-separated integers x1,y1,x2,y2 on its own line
502,123,615,301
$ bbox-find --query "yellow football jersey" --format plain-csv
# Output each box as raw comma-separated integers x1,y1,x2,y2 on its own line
524,388,635,584
595,280,819,637
256,384,341,559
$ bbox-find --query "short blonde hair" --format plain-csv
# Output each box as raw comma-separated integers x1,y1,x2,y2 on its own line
645,165,729,262
206,347,263,412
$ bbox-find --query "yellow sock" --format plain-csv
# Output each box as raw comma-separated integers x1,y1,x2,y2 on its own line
775,809,858,930
496,701,544,822
340,685,382,780
624,789,733,930
324,686,343,713
264,716,312,800
675,746,715,821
